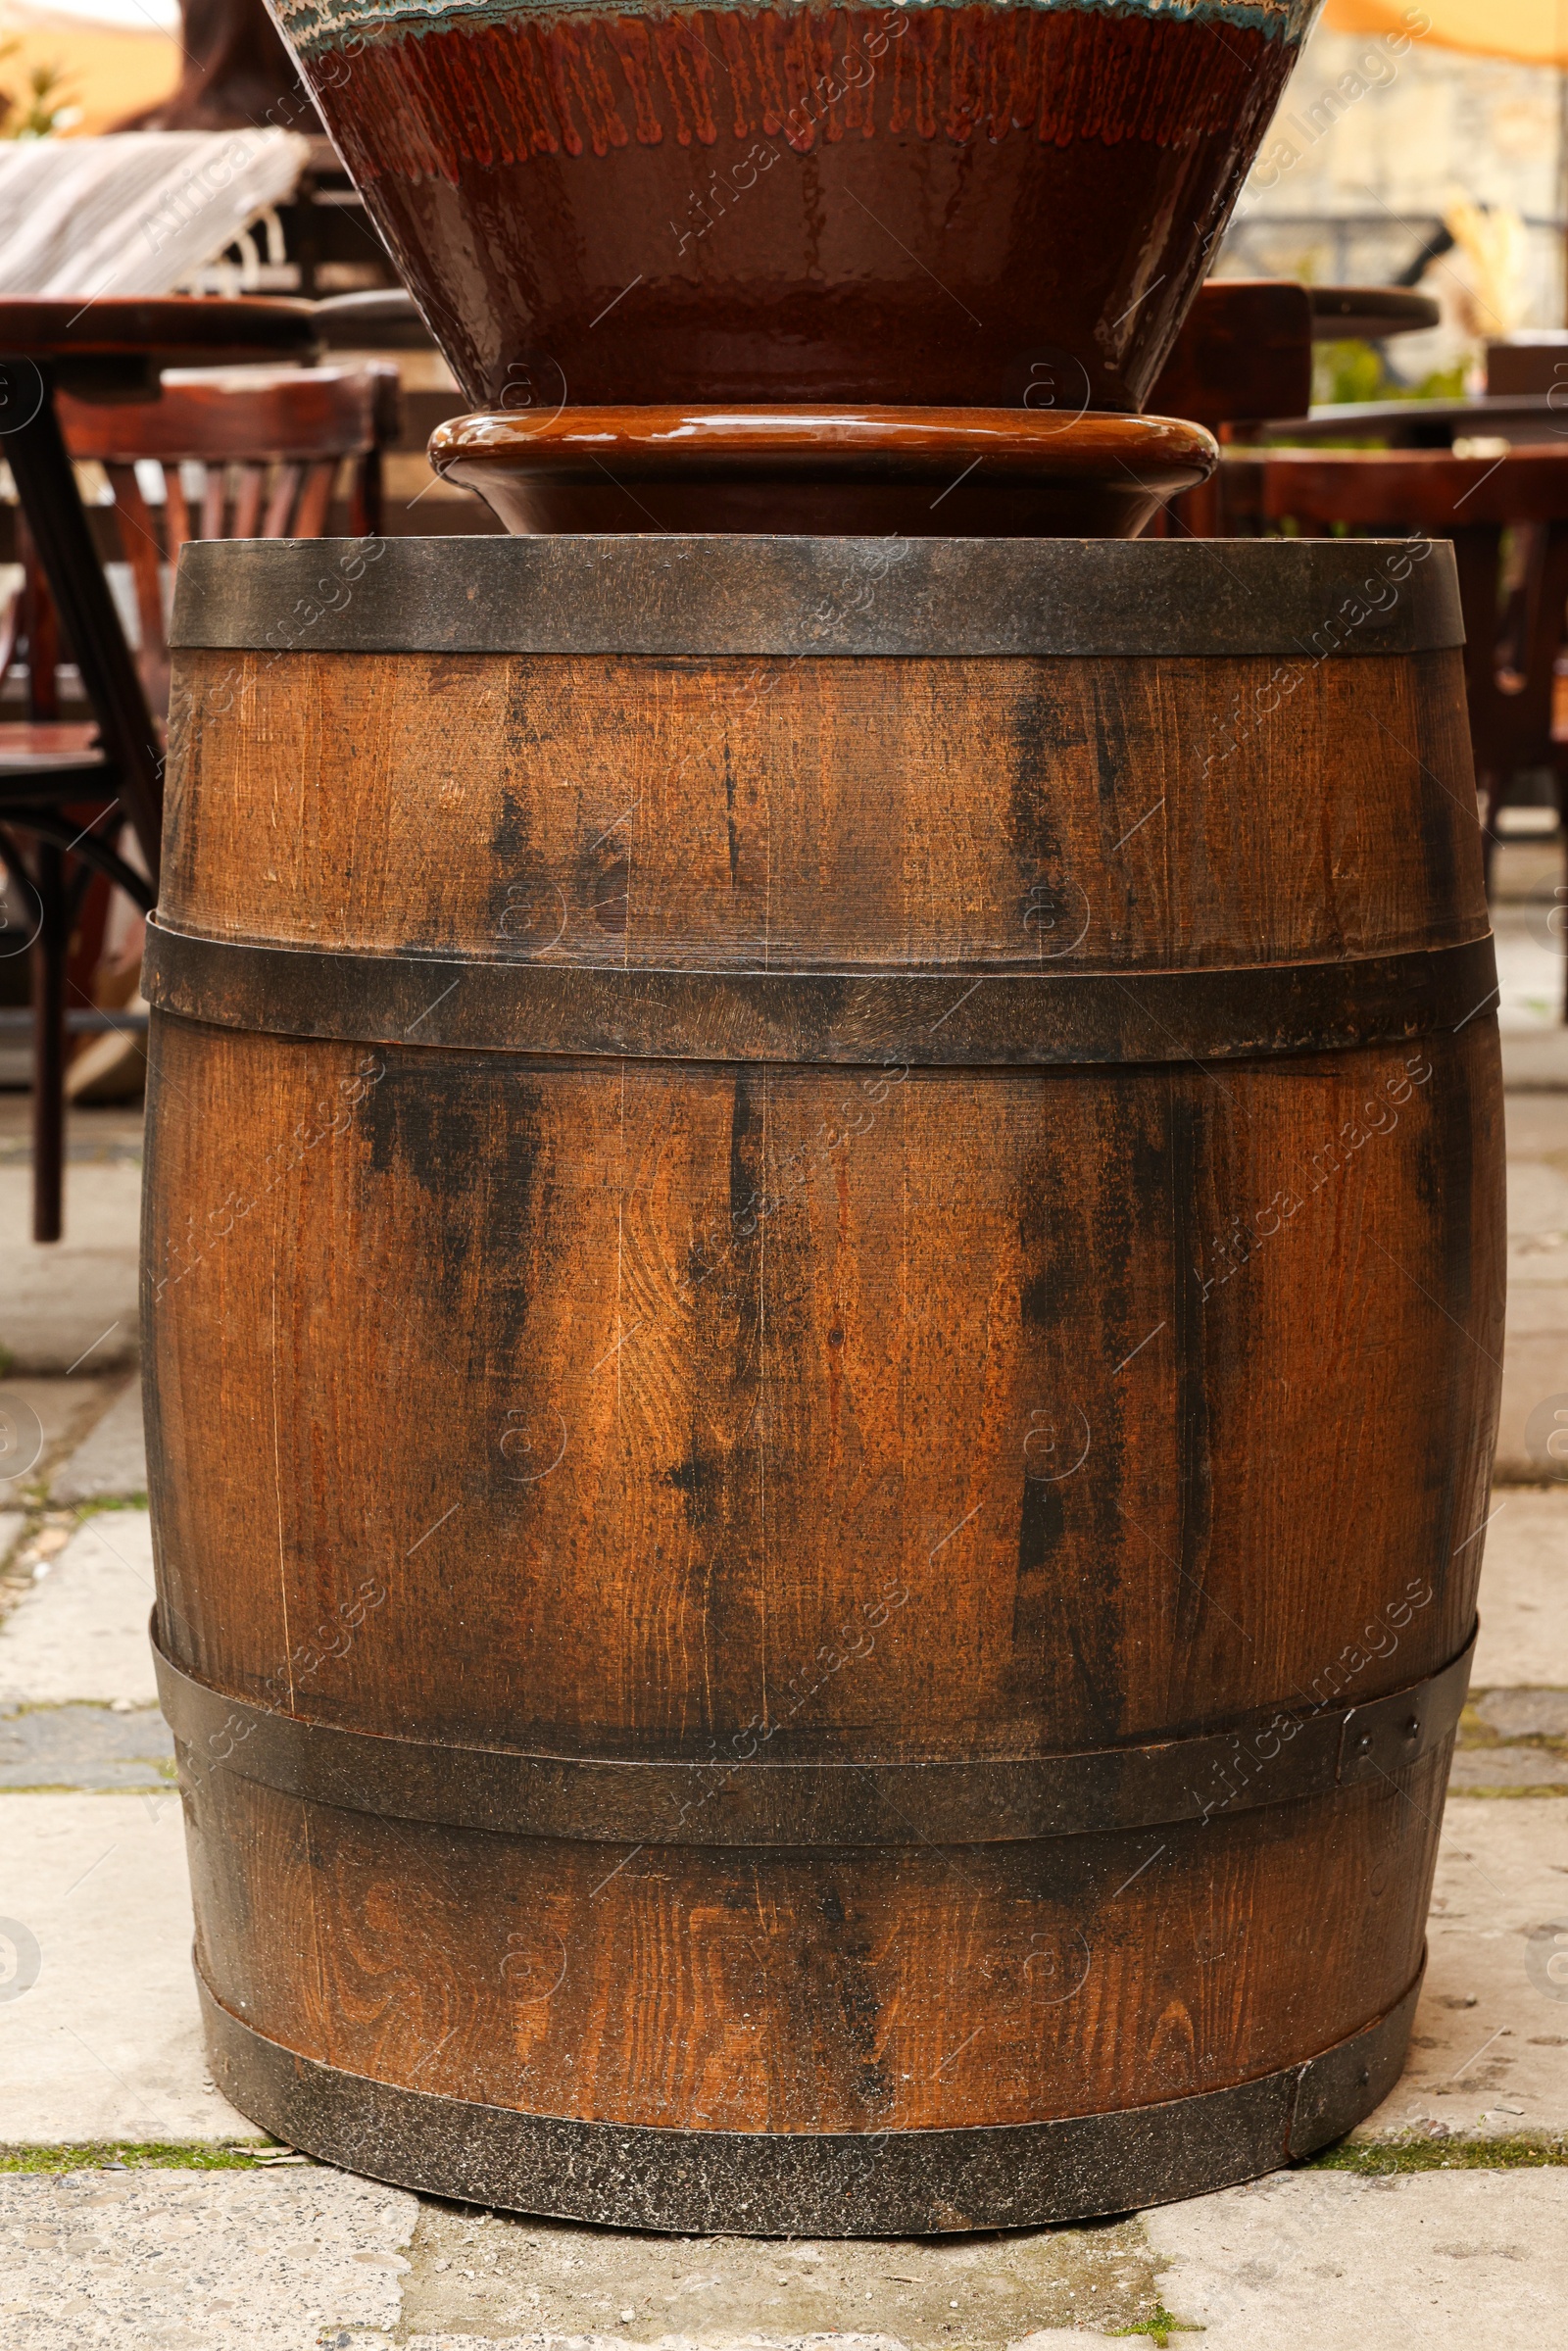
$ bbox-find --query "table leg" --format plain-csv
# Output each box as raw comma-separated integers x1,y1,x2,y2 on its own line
30,838,65,1245
5,373,163,881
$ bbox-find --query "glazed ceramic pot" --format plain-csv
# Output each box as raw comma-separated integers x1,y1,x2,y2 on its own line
272,0,1319,412
428,404,1217,534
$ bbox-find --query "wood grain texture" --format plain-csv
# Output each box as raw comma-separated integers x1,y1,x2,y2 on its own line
1146,278,1312,429
181,1757,1444,2134
145,588,1502,2179
146,1024,1498,1760
160,649,1486,969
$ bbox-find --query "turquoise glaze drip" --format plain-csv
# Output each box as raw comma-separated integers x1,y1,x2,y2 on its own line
275,0,1319,56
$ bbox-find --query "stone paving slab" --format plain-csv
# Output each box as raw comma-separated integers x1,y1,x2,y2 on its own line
1453,1675,1568,1795
1499,1096,1568,1177
4,2160,1567,2351
1495,1333,1568,1483
0,2146,1158,2351
1494,906,1566,1038
0,1511,157,1706
1501,1030,1568,1088
0,1703,173,1790
0,2169,416,2350
1359,1797,1568,2139
1476,1688,1568,1734
1448,1744,1568,1789
396,2207,1158,2346
1471,1490,1568,1688
1142,2163,1568,2351
48,1377,147,1507
406,2337,1131,2351
0,1163,141,1376
1495,1090,1568,1479
0,1378,120,1512
0,1791,250,2141
0,1100,146,1167
1143,2167,1568,2350
5,2159,1566,2351
1505,1144,1568,1246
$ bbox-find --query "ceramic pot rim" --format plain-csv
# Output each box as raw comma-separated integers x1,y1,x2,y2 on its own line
429,405,1219,490
276,0,1320,56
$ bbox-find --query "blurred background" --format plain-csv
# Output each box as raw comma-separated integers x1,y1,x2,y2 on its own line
6,0,1567,341
0,0,1560,1109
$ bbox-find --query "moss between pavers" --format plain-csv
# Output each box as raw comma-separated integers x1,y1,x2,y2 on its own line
1457,1699,1568,1758
0,2139,291,2173
10,2131,1567,2181
0,1772,179,1795
1453,1785,1568,1798
1305,2131,1568,2175
1,1494,151,1617
1111,2303,1202,2345
1448,1699,1568,1795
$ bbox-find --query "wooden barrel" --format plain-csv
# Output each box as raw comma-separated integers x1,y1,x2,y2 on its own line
145,534,1503,2235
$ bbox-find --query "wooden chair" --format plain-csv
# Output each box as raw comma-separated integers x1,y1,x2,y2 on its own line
1222,445,1568,1015
48,361,400,715
1145,282,1441,536
1,360,401,1239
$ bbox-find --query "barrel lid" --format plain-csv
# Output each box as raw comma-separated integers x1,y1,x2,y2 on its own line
171,534,1463,659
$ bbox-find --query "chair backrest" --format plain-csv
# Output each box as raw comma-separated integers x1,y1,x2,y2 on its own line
39,362,400,714
1148,280,1313,433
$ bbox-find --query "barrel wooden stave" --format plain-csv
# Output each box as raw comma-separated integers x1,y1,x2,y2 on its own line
146,1021,1498,1761
162,649,1483,970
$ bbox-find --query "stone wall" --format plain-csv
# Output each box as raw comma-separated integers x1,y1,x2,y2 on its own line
1218,9,1565,375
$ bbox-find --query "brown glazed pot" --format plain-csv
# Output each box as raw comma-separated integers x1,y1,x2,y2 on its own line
270,0,1319,411
429,405,1218,534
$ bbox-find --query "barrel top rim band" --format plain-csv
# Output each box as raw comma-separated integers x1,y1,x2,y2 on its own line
196,1964,1422,2231
154,1617,1474,1845
169,533,1463,659
142,924,1496,1069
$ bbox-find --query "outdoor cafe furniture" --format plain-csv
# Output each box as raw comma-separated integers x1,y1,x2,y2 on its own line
1246,393,1565,447
1221,442,1568,1018
0,295,318,1241
51,359,399,714
1149,283,1440,533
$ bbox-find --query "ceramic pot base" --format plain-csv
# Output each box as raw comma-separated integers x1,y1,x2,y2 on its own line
428,405,1218,538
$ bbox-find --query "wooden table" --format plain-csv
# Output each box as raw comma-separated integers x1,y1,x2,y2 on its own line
0,296,318,874
1220,440,1568,1018
1149,283,1441,436
1252,393,1563,448
0,297,318,1241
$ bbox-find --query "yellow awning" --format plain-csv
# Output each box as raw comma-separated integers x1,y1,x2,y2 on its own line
0,4,178,137
1324,0,1568,69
